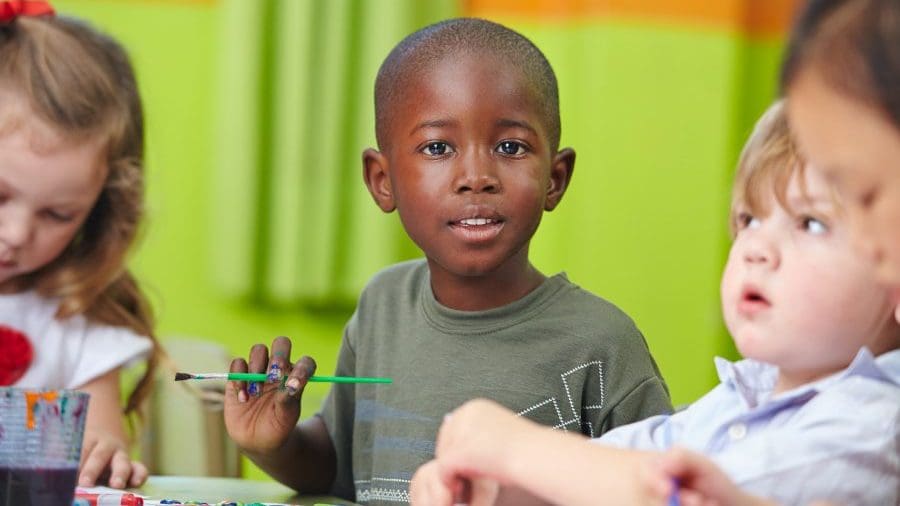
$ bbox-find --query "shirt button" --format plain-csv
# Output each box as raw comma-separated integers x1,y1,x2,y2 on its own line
728,423,747,440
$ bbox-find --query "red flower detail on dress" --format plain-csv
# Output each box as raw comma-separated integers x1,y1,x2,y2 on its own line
0,324,33,385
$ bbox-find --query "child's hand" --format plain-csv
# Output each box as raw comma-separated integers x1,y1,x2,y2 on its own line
650,447,777,506
223,336,316,455
433,398,531,481
78,429,148,488
410,460,459,505
75,368,147,489
410,399,528,504
410,459,501,506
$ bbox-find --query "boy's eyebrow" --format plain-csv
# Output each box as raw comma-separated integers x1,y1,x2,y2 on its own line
410,119,458,135
496,118,538,136
408,118,539,137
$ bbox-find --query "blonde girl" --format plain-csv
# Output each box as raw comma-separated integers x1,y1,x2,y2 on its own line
0,1,159,488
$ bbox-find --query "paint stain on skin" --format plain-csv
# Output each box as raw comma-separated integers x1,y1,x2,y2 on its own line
266,363,282,383
247,382,259,397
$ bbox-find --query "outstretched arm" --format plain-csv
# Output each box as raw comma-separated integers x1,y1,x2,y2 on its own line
411,398,672,506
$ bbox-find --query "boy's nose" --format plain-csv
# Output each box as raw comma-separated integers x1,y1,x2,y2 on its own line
453,158,501,194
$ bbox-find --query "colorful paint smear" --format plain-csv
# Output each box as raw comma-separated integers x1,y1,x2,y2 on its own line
24,390,58,430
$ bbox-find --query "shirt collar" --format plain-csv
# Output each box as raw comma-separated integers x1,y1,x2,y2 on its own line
838,347,900,386
714,355,777,408
714,347,900,407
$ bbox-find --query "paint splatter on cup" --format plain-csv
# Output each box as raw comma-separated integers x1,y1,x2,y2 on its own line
0,387,90,506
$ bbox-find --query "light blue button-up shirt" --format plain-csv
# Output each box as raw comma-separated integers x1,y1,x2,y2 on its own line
596,348,900,505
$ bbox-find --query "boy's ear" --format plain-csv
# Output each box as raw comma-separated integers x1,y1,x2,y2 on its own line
362,148,396,213
545,147,575,211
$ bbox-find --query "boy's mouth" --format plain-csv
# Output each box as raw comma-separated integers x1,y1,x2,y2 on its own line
454,218,502,226
448,212,505,243
738,285,771,316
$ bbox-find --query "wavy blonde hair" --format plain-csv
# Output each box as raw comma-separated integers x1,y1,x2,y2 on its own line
0,15,158,415
729,100,834,237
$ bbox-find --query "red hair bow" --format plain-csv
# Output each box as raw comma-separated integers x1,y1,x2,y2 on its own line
0,324,33,385
0,1,55,23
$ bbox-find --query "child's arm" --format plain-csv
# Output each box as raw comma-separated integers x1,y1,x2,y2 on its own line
222,337,336,494
77,368,148,488
410,398,671,506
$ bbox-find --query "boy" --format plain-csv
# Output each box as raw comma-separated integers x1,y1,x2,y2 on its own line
223,18,672,504
409,100,900,505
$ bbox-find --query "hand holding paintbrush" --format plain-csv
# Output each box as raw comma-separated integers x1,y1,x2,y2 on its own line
220,336,386,477
175,372,392,384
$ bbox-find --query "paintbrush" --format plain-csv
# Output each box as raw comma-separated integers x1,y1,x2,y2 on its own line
174,372,393,384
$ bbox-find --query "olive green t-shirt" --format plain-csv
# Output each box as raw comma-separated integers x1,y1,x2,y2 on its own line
319,259,671,504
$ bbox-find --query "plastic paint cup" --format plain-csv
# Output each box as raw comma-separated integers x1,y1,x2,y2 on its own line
0,387,90,506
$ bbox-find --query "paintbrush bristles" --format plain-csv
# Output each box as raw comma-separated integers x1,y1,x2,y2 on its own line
174,372,231,381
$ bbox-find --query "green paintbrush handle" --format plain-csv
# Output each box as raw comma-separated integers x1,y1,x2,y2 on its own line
225,372,392,384
308,375,393,384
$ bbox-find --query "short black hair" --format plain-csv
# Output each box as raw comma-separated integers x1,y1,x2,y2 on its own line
374,17,561,151
781,0,900,129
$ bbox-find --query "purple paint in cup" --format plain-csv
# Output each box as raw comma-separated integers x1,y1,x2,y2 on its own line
0,387,90,506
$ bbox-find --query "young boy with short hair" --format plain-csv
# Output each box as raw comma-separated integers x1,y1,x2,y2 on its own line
222,18,672,504
409,100,900,506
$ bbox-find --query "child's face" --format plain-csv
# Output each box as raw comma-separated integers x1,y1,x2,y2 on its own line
787,69,900,291
721,167,899,391
0,118,107,291
365,52,572,280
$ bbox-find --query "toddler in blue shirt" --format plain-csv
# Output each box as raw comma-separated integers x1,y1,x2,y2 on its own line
409,98,899,506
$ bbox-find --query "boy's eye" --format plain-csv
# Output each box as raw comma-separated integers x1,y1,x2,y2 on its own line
801,216,828,235
737,212,760,230
496,141,526,156
421,142,453,156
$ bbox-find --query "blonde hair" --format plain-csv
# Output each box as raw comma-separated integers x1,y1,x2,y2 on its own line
729,100,827,236
0,15,158,415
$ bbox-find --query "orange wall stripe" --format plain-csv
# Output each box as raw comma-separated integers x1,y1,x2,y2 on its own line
464,0,803,38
